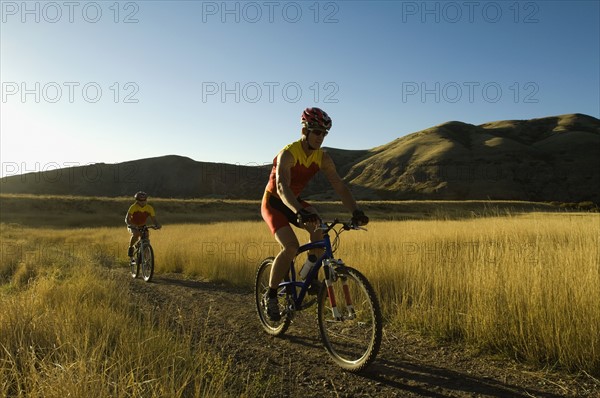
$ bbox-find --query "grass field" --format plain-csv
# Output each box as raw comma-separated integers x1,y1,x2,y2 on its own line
152,213,600,374
0,224,275,397
1,195,599,395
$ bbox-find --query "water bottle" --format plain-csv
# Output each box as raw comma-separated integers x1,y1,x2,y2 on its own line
299,254,318,280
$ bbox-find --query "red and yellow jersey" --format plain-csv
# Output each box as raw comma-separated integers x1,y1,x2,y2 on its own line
127,203,156,226
265,140,323,197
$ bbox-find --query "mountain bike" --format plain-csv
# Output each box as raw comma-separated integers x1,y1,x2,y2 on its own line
255,219,382,372
128,225,159,282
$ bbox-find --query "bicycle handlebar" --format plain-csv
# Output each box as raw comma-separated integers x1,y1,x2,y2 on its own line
127,225,161,231
319,219,367,233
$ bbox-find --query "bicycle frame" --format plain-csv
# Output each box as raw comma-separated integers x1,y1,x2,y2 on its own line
278,225,346,313
256,219,380,371
128,224,159,282
139,227,151,242
134,229,150,257
137,239,147,258
131,225,155,254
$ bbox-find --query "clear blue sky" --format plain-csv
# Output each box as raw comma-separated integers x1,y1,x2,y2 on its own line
1,0,599,177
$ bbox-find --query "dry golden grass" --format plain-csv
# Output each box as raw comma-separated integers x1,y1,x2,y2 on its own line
350,214,600,374
0,225,272,397
151,221,276,286
147,213,600,374
2,201,599,379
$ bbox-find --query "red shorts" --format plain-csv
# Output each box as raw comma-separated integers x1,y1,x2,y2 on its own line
261,191,310,234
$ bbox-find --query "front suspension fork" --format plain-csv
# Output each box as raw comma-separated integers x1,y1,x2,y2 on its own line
324,260,355,321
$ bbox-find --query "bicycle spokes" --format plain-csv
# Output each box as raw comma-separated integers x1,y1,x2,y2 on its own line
318,266,382,372
325,276,358,321
141,244,154,282
254,257,292,336
341,278,356,320
256,219,381,372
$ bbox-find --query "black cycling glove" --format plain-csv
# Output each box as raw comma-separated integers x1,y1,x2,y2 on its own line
351,209,369,226
297,208,319,224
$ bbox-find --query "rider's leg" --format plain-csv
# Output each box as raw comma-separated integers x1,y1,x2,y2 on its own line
265,227,298,320
307,224,324,258
128,229,141,256
304,205,324,259
306,222,324,293
269,226,299,290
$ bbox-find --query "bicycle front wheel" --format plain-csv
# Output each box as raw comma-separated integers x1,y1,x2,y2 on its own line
255,257,292,336
141,244,154,282
317,266,382,372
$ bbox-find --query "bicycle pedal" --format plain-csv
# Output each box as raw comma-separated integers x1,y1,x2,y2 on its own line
300,298,316,309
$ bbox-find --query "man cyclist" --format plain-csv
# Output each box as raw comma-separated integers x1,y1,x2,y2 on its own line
125,191,161,257
260,107,369,321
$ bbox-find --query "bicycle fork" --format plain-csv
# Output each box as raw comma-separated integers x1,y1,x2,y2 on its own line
134,242,143,263
324,259,356,321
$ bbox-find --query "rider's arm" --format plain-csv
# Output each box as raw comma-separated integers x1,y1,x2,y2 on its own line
275,150,304,213
125,211,132,226
151,216,161,228
320,152,359,213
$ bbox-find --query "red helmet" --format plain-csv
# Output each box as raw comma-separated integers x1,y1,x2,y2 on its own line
134,191,148,201
301,107,332,131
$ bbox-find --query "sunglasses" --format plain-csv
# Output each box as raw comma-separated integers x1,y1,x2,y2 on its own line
309,129,329,137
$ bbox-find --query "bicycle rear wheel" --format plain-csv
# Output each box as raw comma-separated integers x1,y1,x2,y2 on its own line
141,244,154,282
255,257,292,336
317,266,382,372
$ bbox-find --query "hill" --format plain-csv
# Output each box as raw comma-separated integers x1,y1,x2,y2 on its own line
0,156,271,199
341,113,600,203
1,113,598,203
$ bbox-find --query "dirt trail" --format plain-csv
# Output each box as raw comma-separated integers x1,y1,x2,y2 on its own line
125,272,599,398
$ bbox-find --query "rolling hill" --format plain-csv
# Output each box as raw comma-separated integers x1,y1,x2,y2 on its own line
1,113,598,203
342,113,600,203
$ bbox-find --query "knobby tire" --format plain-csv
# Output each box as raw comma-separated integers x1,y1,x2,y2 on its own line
317,266,382,372
141,244,154,282
255,257,292,336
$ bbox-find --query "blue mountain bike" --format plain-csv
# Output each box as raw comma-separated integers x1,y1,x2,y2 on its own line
128,225,159,282
255,219,382,372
